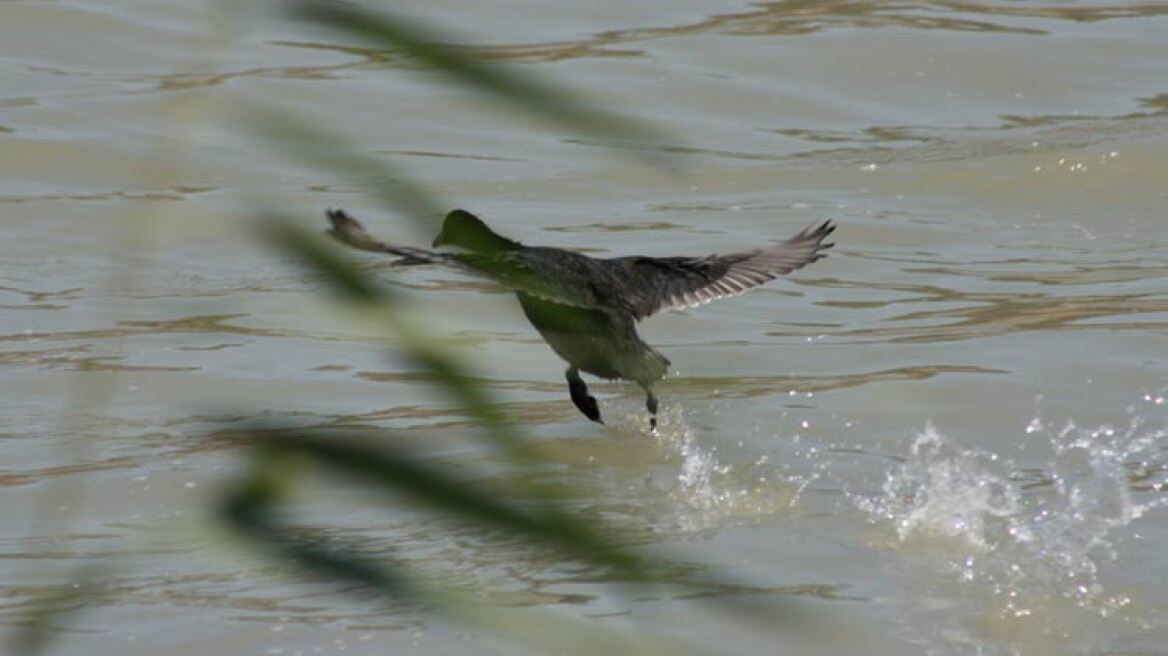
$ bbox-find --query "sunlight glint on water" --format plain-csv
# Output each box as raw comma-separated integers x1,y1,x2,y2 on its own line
856,393,1167,620
620,407,802,531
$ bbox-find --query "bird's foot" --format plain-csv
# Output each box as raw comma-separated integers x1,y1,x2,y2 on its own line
570,388,603,424
641,385,659,435
582,398,604,425
567,367,604,425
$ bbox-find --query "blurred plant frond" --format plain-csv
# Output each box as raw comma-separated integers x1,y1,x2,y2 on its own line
216,424,696,656
14,2,817,654
240,109,448,232
229,1,690,642
221,0,794,647
8,566,105,656
257,213,542,465
284,0,680,172
220,426,648,580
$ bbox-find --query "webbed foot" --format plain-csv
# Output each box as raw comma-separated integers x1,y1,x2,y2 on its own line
566,367,603,424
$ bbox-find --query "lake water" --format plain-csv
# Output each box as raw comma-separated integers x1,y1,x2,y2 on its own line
2,1,1166,654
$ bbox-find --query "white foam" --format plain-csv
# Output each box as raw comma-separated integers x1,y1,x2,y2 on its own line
855,392,1167,618
633,406,800,531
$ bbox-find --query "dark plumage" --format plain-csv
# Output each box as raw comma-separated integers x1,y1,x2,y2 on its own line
326,208,835,430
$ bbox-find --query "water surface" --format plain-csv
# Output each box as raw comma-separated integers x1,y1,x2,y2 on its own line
2,1,1166,654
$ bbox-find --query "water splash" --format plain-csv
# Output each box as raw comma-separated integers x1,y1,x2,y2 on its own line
627,406,799,530
860,423,1020,550
858,393,1167,618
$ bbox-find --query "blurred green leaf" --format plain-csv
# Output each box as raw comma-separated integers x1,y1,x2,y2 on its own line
8,565,104,656
241,108,447,231
259,213,544,466
228,427,646,576
214,429,704,656
221,472,416,598
285,0,679,172
258,209,395,303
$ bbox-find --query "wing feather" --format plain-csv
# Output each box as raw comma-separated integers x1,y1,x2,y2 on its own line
327,208,835,320
610,220,835,319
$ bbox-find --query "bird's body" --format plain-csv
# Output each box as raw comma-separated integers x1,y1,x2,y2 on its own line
517,291,670,384
326,208,834,429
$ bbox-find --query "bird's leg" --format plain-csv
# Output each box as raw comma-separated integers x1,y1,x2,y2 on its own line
566,366,603,424
641,384,659,432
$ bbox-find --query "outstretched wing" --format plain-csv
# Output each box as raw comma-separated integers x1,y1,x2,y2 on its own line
326,208,606,309
611,220,835,319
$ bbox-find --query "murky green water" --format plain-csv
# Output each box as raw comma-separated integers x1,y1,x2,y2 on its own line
2,1,1166,654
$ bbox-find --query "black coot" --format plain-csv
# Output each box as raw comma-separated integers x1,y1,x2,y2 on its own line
326,208,835,430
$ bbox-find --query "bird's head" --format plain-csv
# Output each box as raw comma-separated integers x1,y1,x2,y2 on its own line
432,209,520,253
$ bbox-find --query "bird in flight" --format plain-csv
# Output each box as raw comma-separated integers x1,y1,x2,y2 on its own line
326,208,835,431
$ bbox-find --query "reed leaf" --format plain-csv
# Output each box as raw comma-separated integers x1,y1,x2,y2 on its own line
284,0,679,172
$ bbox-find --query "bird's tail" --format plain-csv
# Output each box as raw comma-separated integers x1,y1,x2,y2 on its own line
325,208,460,267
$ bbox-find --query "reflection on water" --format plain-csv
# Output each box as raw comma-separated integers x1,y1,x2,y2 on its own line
54,1,1158,103
665,365,1007,397
802,276,1168,343
0,186,217,205
568,93,1168,165
0,313,382,351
